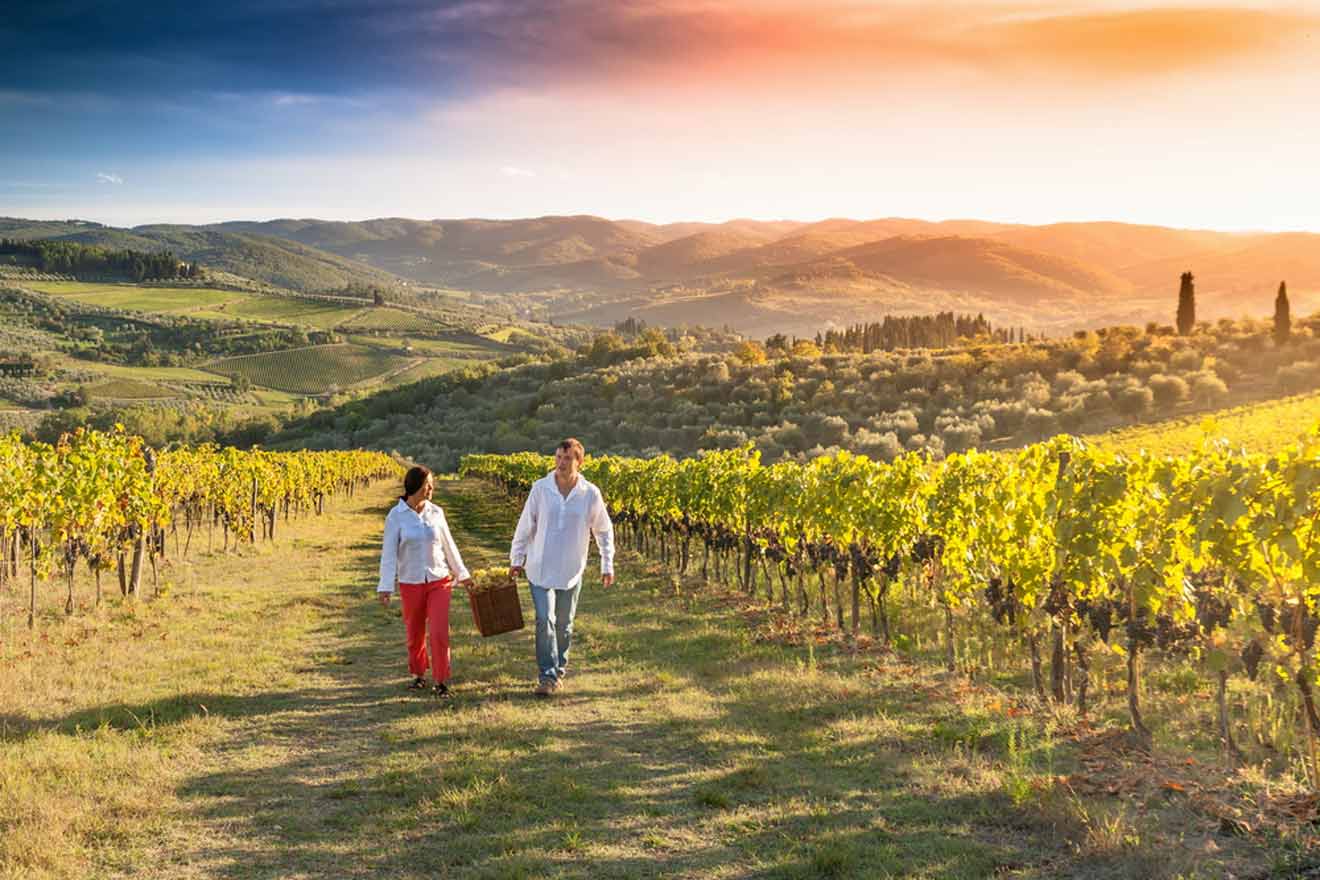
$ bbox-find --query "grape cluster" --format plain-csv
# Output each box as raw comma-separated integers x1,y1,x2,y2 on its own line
1076,597,1116,643
1256,599,1277,633
983,577,1018,626
1242,640,1265,680
1194,590,1232,634
849,543,878,582
910,534,945,564
1042,581,1072,617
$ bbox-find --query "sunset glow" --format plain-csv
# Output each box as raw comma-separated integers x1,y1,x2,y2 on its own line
4,1,1318,229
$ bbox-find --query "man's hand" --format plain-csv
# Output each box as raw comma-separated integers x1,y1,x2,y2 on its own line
602,573,615,589
378,592,391,608
509,565,525,579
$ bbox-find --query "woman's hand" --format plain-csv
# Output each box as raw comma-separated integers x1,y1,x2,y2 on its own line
379,592,391,608
509,565,525,579
458,577,474,589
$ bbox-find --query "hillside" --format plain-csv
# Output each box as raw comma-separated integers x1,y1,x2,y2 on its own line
8,214,1319,336
0,219,402,292
269,312,1320,470
200,214,1320,334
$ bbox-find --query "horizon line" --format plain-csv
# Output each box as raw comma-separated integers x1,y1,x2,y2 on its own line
5,211,1314,238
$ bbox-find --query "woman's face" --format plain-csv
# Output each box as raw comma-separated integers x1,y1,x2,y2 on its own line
410,475,434,503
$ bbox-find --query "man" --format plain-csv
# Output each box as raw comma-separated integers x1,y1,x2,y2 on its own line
509,438,615,697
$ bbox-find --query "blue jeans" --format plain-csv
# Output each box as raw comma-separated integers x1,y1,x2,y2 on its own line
530,582,582,683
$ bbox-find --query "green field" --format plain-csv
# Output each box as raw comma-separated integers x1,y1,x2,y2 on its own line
24,281,248,313
206,344,411,394
481,325,539,344
191,297,365,328
25,281,369,330
86,378,176,400
408,336,507,357
384,356,475,386
1091,390,1320,456
86,362,231,383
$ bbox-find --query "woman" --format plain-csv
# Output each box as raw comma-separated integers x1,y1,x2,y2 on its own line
378,465,472,696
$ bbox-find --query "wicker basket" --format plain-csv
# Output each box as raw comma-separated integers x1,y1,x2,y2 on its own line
468,581,525,637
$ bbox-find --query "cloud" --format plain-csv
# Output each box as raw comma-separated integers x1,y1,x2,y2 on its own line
0,89,53,106
500,165,535,178
5,2,1315,110
272,93,320,107
396,1,1320,93
96,172,124,184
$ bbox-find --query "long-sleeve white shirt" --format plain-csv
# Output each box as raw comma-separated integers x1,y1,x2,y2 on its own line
510,473,614,590
378,499,470,593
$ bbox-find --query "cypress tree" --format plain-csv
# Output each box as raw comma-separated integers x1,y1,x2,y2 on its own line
1275,281,1291,346
1176,271,1196,336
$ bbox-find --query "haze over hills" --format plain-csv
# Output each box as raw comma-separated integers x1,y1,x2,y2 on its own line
205,215,1320,333
6,214,1319,337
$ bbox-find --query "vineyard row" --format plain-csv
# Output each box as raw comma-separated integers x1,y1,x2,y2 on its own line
1,429,400,626
461,429,1320,776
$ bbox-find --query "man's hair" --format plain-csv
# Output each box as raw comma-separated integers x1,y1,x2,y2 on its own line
557,437,585,463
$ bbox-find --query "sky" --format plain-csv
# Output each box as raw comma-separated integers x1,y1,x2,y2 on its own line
3,0,1319,230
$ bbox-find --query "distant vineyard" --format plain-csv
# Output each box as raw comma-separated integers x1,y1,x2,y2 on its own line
177,382,256,404
340,307,439,333
87,378,176,400
208,343,409,394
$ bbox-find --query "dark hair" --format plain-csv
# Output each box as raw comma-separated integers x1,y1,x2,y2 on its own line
401,465,432,500
557,437,585,463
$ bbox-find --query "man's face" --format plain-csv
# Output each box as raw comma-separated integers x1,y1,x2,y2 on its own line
555,447,580,475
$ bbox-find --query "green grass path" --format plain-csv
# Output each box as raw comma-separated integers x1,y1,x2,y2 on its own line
0,480,1281,879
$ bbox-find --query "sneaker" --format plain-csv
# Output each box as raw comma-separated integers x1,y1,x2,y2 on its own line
408,676,427,690
433,682,451,698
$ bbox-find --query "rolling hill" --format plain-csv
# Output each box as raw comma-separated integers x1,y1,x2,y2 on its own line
0,218,401,292
7,213,1316,336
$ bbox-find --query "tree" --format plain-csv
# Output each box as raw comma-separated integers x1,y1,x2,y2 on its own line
1176,271,1196,336
1274,281,1291,346
734,340,767,365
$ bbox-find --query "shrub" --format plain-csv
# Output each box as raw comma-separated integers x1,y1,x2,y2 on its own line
872,409,920,438
1114,384,1155,417
1023,407,1059,439
1189,372,1229,405
940,420,982,453
853,428,903,461
1278,361,1320,394
1169,348,1202,372
1148,373,1189,407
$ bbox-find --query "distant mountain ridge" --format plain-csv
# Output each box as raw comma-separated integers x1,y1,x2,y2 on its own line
5,214,1318,336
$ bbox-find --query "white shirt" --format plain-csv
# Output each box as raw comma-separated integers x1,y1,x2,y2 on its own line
510,473,614,590
378,499,470,593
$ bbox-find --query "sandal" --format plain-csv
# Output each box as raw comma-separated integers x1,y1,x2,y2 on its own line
408,676,427,690
433,682,451,698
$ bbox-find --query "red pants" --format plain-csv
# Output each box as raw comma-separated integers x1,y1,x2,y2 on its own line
398,578,453,682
